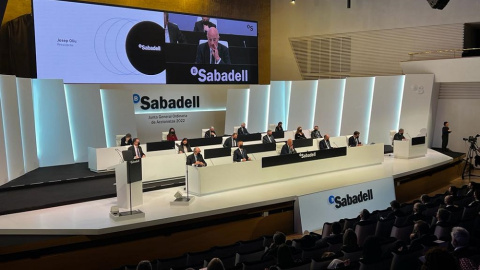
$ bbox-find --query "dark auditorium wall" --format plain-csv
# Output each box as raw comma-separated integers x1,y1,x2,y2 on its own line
2,0,271,84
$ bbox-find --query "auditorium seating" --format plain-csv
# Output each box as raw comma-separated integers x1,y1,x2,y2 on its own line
119,185,480,270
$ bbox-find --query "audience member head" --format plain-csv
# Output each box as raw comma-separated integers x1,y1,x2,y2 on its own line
206,258,225,270
136,260,152,270
267,130,273,136
413,220,429,236
276,244,294,268
444,195,454,206
238,141,244,148
125,133,132,139
169,127,175,134
194,147,201,155
448,186,458,196
232,133,238,139
353,131,360,138
241,122,246,128
413,202,425,214
273,231,286,246
210,126,215,132
324,134,330,140
420,194,430,204
181,138,189,146
359,209,370,221
277,122,282,127
362,236,383,263
314,125,319,131
390,200,401,211
287,139,293,147
332,222,342,235
437,208,450,223
296,126,303,134
451,226,470,248
343,229,358,248
421,247,458,270
399,128,404,134
133,138,140,146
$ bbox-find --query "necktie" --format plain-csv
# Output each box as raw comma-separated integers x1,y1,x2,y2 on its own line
195,155,197,162
233,139,236,146
326,141,330,149
268,136,271,143
136,147,140,158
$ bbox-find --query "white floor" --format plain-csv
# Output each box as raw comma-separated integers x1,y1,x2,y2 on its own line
0,149,452,236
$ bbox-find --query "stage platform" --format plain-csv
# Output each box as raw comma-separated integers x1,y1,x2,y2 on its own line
0,149,453,236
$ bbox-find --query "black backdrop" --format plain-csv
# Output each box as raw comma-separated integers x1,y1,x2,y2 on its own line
0,14,37,78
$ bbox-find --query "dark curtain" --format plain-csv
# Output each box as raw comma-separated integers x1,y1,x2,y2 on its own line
0,14,36,78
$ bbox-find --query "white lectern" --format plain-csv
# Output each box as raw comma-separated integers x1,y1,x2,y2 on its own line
394,136,427,159
111,159,145,220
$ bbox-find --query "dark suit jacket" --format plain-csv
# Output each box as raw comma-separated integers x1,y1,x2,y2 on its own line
275,126,283,132
311,130,322,139
186,153,207,166
262,135,276,144
223,137,237,148
195,42,231,64
393,133,405,141
319,139,332,150
204,130,216,138
193,20,216,32
348,136,361,147
128,145,145,158
442,126,451,139
167,22,186,44
233,148,249,162
281,144,296,155
237,127,249,135
295,133,306,140
176,143,192,153
120,136,132,146
409,234,437,251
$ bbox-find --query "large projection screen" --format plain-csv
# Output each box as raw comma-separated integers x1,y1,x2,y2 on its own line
32,0,258,84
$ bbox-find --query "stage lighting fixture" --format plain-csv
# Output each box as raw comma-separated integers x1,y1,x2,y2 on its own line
347,0,351,8
291,0,295,4
427,0,450,10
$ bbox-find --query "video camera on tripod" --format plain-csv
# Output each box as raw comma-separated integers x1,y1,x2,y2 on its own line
462,134,480,144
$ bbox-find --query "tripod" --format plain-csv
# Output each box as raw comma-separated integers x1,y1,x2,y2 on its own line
462,141,479,181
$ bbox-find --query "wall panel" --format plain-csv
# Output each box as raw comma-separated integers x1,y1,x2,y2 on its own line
65,84,106,162
224,89,249,135
288,80,317,131
248,85,270,133
32,79,74,167
314,79,345,137
16,78,39,173
0,75,25,180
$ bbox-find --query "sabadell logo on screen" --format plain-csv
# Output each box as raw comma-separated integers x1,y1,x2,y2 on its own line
133,94,200,110
328,189,373,209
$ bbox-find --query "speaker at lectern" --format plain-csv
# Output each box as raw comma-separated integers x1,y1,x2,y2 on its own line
110,151,145,220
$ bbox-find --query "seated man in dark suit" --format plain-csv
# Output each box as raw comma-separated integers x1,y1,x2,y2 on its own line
409,220,437,250
120,133,133,146
237,122,249,135
128,138,145,159
393,128,406,142
186,147,207,167
348,131,362,147
385,200,406,220
281,139,297,155
193,17,216,32
262,130,276,144
406,202,430,225
164,12,186,44
451,226,479,259
195,27,231,65
310,125,322,139
275,122,283,132
319,134,333,150
204,126,216,138
233,141,251,162
316,222,343,247
223,133,238,148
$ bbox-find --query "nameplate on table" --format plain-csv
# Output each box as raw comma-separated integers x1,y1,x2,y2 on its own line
237,133,261,142
411,136,426,146
262,148,347,168
146,141,175,152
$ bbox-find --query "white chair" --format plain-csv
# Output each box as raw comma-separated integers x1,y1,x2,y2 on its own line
196,17,218,30
201,128,209,138
162,132,168,141
199,39,229,48
233,126,241,134
115,135,123,146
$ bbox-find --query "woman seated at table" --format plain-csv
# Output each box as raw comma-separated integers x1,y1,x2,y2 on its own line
177,138,192,154
166,127,178,141
295,126,306,139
